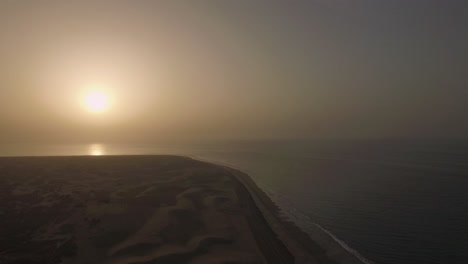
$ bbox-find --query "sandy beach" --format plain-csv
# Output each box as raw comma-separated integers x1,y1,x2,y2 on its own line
0,155,362,264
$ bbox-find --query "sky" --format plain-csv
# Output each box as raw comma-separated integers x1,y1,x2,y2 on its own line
0,0,467,143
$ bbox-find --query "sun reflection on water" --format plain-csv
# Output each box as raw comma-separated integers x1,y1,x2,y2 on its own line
89,144,105,156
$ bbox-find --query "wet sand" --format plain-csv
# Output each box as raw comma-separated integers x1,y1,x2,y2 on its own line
0,155,362,263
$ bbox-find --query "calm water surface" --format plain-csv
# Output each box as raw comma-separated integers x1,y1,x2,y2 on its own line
1,140,467,264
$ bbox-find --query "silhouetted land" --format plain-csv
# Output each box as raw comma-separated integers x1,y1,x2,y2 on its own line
0,155,363,263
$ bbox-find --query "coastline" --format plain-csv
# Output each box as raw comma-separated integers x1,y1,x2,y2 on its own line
193,156,368,264
1,155,368,263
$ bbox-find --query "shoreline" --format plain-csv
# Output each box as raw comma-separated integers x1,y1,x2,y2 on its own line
192,156,368,264
1,155,368,263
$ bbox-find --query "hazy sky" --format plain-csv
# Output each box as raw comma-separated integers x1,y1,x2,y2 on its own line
0,0,467,143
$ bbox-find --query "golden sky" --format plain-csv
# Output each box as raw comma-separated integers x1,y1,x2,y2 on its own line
1,1,467,143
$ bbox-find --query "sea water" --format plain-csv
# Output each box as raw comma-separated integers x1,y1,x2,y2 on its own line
1,140,467,264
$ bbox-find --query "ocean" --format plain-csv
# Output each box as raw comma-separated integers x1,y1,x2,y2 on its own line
1,140,467,264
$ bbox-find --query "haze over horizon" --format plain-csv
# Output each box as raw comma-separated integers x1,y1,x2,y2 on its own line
1,0,467,144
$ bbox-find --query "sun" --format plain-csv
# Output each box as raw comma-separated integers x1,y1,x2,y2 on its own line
83,91,109,112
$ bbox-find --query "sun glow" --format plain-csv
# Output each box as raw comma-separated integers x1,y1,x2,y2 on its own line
83,91,109,112
89,144,105,156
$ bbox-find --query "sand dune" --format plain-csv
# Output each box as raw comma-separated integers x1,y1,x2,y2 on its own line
0,155,355,263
